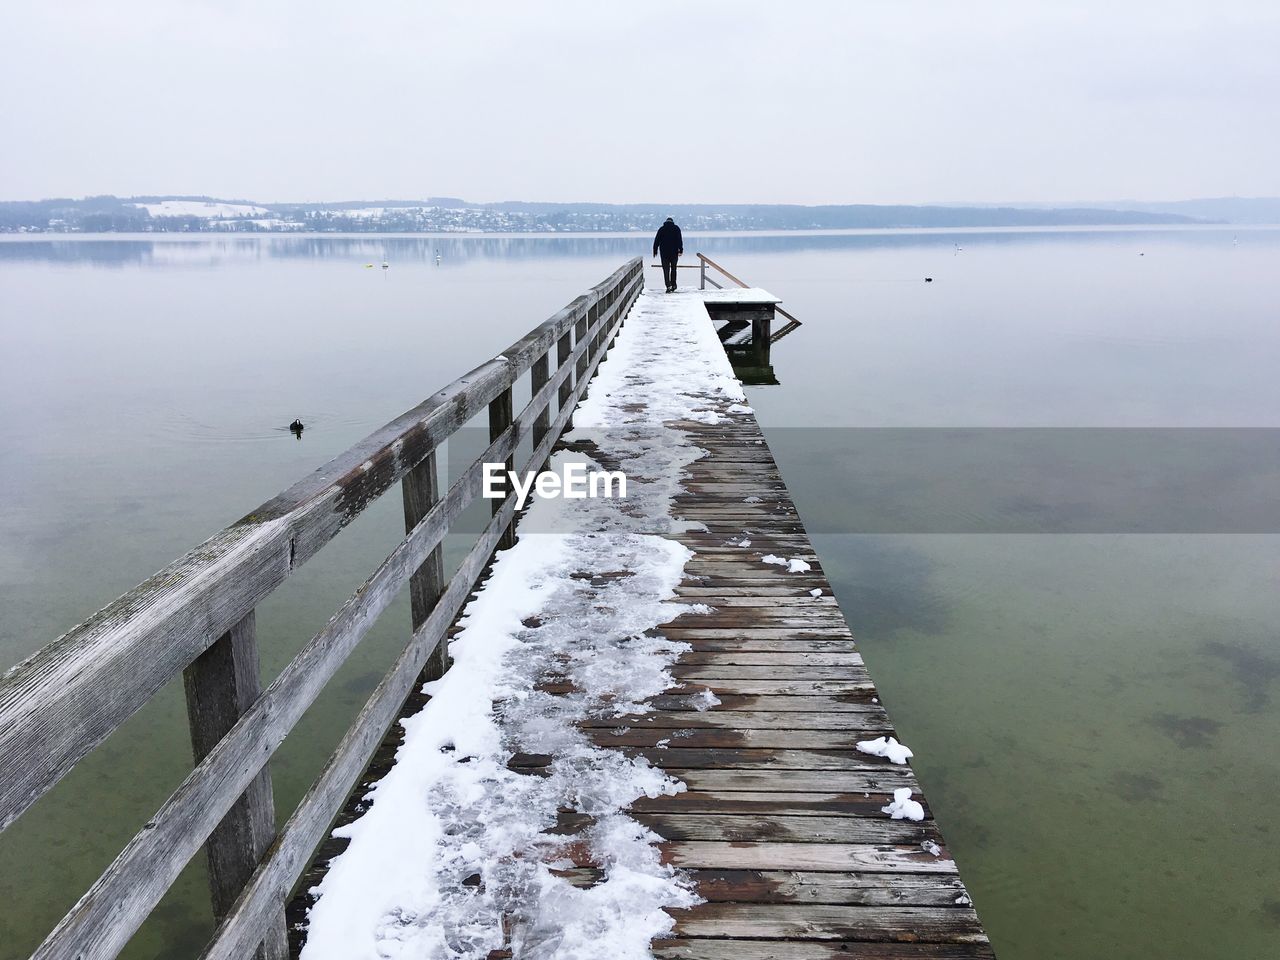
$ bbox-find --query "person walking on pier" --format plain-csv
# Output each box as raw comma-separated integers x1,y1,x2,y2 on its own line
653,217,683,292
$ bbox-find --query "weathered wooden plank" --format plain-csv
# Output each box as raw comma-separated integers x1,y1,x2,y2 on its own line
669,594,836,606
663,842,956,874
684,870,968,906
675,586,835,598
635,813,940,845
682,565,820,579
652,939,994,959
632,791,924,818
674,639,854,654
648,694,882,712
586,726,892,750
666,770,919,794
620,747,901,771
582,709,889,730
540,678,876,698
675,591,834,599
665,612,852,628
664,629,855,642
662,679,874,697
670,904,985,944
670,670,870,686
675,652,862,666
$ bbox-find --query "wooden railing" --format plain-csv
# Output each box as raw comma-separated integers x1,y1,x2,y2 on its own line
0,258,645,959
697,253,803,343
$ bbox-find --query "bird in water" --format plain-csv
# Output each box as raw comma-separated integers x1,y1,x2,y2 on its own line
924,277,933,283
289,419,304,437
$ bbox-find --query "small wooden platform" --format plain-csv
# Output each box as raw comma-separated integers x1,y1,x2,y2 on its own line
586,389,993,956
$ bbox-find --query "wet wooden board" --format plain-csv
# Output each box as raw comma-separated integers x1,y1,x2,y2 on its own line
619,411,993,955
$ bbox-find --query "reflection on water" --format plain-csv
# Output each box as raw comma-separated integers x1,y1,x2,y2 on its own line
2,228,1280,959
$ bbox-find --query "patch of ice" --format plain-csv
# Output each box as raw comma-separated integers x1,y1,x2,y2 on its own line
809,588,822,598
761,554,787,567
691,688,720,711
742,496,763,504
881,787,925,822
921,839,942,857
856,736,913,765
726,403,753,414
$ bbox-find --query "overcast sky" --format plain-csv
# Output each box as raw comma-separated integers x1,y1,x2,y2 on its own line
2,1,1277,205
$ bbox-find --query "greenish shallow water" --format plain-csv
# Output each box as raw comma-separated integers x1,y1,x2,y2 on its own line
2,229,1278,958
814,533,1280,958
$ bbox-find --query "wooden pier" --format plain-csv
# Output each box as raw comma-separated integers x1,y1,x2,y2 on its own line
0,257,991,958
610,418,991,958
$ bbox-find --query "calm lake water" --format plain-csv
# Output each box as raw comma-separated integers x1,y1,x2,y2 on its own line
2,228,1279,959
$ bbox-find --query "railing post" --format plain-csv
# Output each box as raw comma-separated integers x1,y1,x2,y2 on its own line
402,449,446,678
700,256,706,290
574,311,590,400
489,386,517,551
590,299,603,361
183,611,288,960
531,349,551,471
557,329,573,432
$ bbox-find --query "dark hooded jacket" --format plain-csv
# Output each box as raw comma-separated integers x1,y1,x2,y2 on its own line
653,220,683,259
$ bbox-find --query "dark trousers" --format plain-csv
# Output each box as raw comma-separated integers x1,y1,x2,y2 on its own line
661,256,679,290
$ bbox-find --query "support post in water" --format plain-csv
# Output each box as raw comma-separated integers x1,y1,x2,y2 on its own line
489,386,517,550
402,449,447,679
182,610,288,960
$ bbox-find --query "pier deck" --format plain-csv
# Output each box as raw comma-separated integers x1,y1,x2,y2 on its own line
298,285,992,958
625,416,992,958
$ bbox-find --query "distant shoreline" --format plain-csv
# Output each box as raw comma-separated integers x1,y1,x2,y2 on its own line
6,195,1253,234
3,223,1274,243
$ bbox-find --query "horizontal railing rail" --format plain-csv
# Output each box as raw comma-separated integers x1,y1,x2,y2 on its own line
696,252,803,342
0,257,645,959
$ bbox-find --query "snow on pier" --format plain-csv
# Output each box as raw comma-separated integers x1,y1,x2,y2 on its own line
296,287,992,959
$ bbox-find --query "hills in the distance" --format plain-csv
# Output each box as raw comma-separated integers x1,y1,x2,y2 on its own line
2,194,1276,234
